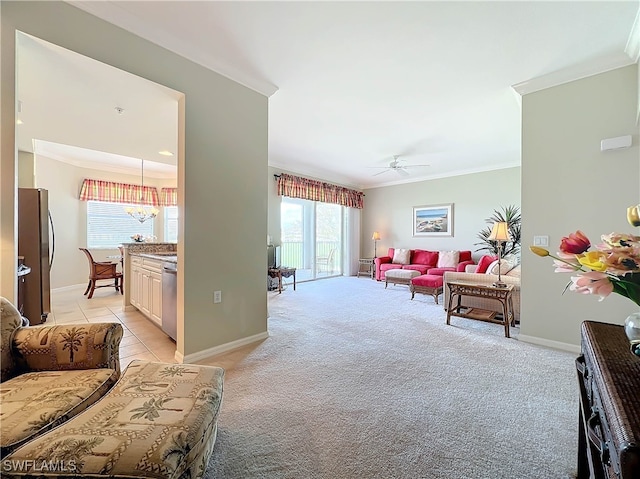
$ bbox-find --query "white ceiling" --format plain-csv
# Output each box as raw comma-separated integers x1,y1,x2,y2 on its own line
16,31,180,179
17,1,640,188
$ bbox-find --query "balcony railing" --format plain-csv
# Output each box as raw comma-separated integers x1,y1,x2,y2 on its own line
281,240,341,277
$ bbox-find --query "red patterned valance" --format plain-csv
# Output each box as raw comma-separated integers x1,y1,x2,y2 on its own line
79,179,159,207
160,187,178,207
276,173,364,209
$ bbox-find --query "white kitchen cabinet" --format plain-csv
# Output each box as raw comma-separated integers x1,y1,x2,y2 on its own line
129,256,163,326
149,271,163,325
130,257,142,309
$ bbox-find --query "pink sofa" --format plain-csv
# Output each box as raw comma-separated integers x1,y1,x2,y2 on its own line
374,248,474,281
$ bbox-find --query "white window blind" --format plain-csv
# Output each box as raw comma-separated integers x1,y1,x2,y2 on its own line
164,206,178,243
87,201,154,248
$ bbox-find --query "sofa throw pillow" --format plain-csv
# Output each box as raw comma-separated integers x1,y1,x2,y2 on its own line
459,250,472,262
486,256,517,275
506,264,521,278
437,251,459,268
392,248,411,265
412,249,438,266
476,255,498,274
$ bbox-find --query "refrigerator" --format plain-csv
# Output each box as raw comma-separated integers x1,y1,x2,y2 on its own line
18,188,51,325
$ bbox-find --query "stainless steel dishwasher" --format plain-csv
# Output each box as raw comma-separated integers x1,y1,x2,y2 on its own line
162,262,177,341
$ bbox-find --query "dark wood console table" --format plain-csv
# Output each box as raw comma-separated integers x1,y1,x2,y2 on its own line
576,321,640,478
268,267,296,294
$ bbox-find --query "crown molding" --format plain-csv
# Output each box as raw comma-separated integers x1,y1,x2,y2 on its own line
625,6,640,63
511,53,635,96
68,1,279,97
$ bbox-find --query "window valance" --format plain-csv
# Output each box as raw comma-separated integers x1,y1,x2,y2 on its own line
276,173,364,209
79,179,159,207
160,187,178,207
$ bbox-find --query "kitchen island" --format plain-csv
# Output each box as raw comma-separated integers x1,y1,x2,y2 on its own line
121,243,177,335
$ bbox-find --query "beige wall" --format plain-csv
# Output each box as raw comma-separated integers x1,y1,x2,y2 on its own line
361,167,521,260
1,1,268,359
521,65,639,350
28,154,176,289
18,151,35,188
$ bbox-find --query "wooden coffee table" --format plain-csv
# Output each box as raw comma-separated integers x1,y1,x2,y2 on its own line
446,280,515,338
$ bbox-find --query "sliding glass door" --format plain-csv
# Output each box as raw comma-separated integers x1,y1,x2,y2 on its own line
315,202,342,277
281,198,344,281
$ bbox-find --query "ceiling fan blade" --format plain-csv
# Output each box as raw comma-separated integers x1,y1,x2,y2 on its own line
373,170,390,176
404,164,430,168
396,168,411,176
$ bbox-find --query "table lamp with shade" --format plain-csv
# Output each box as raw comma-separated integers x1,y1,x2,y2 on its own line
372,231,381,258
488,222,511,288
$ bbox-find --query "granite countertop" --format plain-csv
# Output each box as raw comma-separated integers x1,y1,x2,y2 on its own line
132,252,178,264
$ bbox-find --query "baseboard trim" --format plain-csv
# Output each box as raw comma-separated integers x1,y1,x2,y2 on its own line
177,331,270,364
517,334,580,354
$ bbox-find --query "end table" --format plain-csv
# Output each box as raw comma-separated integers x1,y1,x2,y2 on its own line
268,267,296,293
358,258,375,279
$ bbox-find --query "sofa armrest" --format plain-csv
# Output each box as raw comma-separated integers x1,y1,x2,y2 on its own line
374,256,391,266
13,322,123,374
444,271,520,289
374,256,392,281
457,260,475,272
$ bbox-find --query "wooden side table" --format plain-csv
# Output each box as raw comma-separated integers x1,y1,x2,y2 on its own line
446,281,515,338
268,267,296,294
357,258,374,279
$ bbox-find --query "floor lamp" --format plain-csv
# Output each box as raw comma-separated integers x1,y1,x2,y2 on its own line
488,222,510,288
372,232,381,258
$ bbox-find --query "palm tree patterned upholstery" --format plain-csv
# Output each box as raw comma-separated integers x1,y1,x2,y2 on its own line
3,360,225,479
0,296,123,458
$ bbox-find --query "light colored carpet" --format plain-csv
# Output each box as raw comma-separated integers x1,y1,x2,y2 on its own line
202,277,578,478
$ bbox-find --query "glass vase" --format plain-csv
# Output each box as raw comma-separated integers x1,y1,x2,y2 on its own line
624,311,640,357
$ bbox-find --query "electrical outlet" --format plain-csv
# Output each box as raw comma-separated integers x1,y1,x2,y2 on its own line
213,291,222,303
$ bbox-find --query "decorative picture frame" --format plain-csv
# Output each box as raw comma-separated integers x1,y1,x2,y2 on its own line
412,204,454,237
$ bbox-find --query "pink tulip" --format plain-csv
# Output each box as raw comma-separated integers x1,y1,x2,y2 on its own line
553,252,581,272
560,230,591,255
569,271,614,300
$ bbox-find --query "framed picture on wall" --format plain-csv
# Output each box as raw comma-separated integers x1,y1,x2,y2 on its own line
413,204,454,237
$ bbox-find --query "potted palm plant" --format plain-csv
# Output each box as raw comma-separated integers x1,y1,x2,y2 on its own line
475,205,521,257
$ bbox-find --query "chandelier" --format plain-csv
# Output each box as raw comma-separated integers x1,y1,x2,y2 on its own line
125,158,159,223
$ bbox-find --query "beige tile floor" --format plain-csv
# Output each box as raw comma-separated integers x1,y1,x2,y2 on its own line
48,285,177,369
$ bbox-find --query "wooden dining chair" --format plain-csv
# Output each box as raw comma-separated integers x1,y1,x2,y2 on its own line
79,248,123,299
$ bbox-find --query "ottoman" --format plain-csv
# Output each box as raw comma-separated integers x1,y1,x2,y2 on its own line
410,274,444,304
385,269,420,288
2,360,224,479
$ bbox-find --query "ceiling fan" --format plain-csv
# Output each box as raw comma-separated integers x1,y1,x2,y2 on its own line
370,155,430,176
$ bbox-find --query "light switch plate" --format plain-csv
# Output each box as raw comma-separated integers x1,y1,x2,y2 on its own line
533,235,549,247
